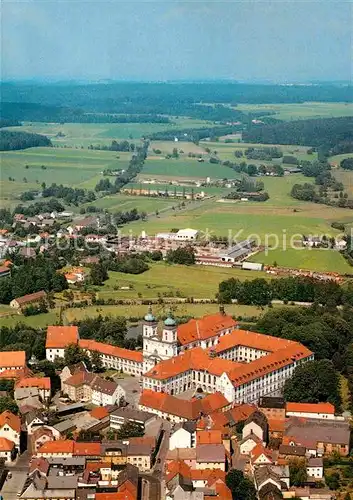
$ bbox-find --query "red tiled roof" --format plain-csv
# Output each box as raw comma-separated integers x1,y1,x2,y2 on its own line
229,343,313,386
16,377,51,391
79,339,143,363
214,328,295,354
0,410,21,433
268,418,285,433
46,326,79,349
12,290,47,306
37,440,74,454
0,437,15,451
286,402,335,414
177,313,237,345
0,351,26,369
166,459,191,481
251,442,273,462
29,457,50,474
139,390,228,420
229,404,257,423
74,442,101,456
0,368,31,380
90,407,109,420
196,430,223,445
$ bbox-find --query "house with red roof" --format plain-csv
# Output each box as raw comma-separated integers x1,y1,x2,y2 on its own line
0,437,16,463
285,402,339,420
0,350,26,373
15,377,51,400
45,326,79,362
0,410,21,450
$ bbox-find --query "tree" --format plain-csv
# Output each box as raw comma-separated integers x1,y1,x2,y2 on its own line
166,247,195,265
289,458,307,486
64,344,90,368
116,421,144,439
283,359,342,411
0,396,19,414
91,351,103,372
90,263,108,285
226,469,257,500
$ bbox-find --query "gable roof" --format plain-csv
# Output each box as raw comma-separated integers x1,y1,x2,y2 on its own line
0,350,26,369
46,326,79,349
196,430,223,445
251,443,273,462
286,402,335,415
177,313,237,346
78,339,143,363
37,440,74,455
140,390,229,420
90,406,109,420
16,377,51,391
73,442,101,456
12,290,47,306
0,410,21,433
0,437,15,451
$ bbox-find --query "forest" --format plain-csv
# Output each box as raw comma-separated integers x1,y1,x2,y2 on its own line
242,116,353,150
0,129,52,151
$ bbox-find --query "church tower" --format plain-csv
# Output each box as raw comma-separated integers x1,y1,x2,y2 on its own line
162,311,178,358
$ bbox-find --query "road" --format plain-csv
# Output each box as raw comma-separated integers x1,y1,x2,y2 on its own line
1,470,27,500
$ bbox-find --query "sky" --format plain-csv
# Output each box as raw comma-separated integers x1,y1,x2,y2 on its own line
1,0,352,83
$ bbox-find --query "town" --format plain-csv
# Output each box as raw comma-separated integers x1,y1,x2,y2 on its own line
0,309,350,499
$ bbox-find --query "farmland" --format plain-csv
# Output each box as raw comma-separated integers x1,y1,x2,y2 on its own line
0,147,130,206
4,118,211,147
97,262,270,300
250,248,352,274
236,102,353,121
142,157,237,179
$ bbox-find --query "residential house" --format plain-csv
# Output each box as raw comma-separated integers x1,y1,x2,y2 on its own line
306,457,324,480
15,377,51,400
195,443,226,470
45,326,79,361
26,410,47,435
109,407,156,431
250,443,273,466
242,411,269,444
31,426,61,453
0,350,26,373
0,410,21,450
62,370,124,406
169,422,197,450
239,434,262,455
0,437,16,463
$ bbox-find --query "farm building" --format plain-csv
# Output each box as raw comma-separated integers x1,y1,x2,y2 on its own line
10,290,47,310
220,240,256,263
242,262,263,271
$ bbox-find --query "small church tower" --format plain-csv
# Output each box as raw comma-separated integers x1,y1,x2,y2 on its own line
143,306,158,338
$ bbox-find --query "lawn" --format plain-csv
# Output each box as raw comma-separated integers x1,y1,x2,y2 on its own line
332,169,353,197
0,147,129,202
96,262,270,300
127,180,229,196
0,302,272,329
251,248,352,274
5,118,211,146
329,153,353,167
142,157,237,180
236,102,353,121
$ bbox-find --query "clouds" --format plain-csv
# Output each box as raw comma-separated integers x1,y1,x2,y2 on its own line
1,0,351,81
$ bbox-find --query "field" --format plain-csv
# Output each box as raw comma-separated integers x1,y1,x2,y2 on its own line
236,102,353,121
142,157,238,179
96,262,270,300
122,172,353,243
332,169,353,197
0,302,274,329
0,147,130,206
5,118,211,146
251,248,352,274
201,141,318,163
81,194,176,214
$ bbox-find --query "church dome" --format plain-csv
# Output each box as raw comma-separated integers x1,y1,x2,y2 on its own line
144,306,156,322
164,314,176,327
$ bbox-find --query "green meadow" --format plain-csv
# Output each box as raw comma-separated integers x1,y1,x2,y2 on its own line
142,157,238,179
251,248,352,274
236,102,353,121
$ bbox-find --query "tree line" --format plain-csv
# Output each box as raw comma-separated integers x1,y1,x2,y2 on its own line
148,125,240,143
255,304,353,411
218,276,353,306
0,255,68,304
42,184,96,205
0,130,52,151
243,117,353,151
0,101,171,124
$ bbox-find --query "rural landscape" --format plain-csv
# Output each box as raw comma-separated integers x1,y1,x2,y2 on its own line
0,1,353,498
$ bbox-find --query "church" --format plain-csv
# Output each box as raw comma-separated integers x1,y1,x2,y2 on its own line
142,306,238,373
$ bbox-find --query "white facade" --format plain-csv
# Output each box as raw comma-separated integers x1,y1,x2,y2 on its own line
286,410,338,420
169,428,194,450
307,463,323,479
46,347,65,362
143,315,178,373
0,423,20,450
91,385,124,407
239,436,259,455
